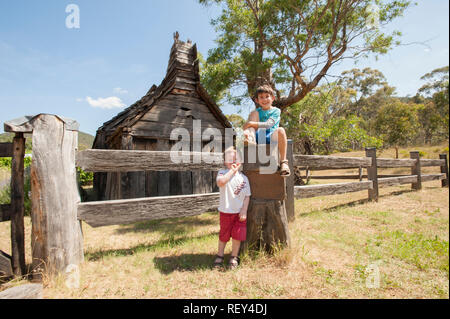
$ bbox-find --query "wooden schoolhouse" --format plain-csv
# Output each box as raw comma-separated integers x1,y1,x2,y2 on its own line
92,33,232,200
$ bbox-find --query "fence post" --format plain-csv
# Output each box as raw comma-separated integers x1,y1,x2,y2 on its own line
410,151,422,190
365,147,378,201
285,139,295,222
4,114,84,280
10,133,26,276
440,154,449,188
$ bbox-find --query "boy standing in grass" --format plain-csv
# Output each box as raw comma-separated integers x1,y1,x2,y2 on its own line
213,146,251,269
243,85,291,176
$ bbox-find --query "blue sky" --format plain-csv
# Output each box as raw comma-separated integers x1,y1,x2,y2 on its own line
0,0,448,136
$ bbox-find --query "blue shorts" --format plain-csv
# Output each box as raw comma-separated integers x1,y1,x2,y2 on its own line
255,129,276,144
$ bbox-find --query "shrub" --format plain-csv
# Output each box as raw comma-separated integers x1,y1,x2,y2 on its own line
77,167,93,186
0,157,32,169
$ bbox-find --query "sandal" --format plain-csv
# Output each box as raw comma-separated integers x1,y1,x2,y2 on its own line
213,255,225,268
280,160,291,177
228,256,240,270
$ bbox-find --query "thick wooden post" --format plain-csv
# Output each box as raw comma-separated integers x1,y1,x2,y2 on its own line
285,140,295,222
410,151,422,190
10,133,26,276
365,147,378,201
29,115,83,279
241,144,291,254
440,154,449,188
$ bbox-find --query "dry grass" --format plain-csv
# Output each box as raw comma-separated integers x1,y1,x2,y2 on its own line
0,144,448,298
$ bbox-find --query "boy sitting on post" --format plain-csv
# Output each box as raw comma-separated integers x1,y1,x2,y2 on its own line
213,146,251,269
243,85,291,176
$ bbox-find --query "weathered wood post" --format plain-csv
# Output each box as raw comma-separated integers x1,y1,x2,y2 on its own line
439,154,449,188
410,151,422,190
241,144,291,254
10,133,26,276
4,114,83,280
285,139,295,222
365,147,378,201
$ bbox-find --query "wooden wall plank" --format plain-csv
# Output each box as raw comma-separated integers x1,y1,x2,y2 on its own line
0,204,11,222
157,140,171,196
145,139,159,197
0,142,13,157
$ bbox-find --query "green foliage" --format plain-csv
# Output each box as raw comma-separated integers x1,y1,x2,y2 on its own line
374,101,420,149
199,0,412,108
282,83,383,154
226,113,246,129
0,157,32,169
77,167,93,186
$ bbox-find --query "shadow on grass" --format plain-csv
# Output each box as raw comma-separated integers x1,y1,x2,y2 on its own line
299,187,419,218
114,212,218,235
153,253,219,274
85,231,218,262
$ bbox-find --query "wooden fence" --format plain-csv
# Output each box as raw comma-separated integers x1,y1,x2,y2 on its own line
293,147,449,200
0,135,26,279
1,114,449,288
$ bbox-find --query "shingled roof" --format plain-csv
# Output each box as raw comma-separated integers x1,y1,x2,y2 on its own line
93,33,231,148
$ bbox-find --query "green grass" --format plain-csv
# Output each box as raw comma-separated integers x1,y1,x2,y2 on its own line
367,230,448,272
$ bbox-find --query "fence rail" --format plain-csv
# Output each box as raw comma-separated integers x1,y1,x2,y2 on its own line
78,192,220,227
294,181,373,199
294,154,372,169
76,149,224,172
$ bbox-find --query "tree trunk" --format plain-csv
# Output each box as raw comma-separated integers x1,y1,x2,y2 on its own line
241,198,291,254
240,145,291,254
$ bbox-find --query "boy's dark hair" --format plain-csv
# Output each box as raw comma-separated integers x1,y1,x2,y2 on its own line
255,85,275,98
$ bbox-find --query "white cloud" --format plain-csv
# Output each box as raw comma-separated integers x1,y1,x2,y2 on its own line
85,96,126,109
113,87,128,94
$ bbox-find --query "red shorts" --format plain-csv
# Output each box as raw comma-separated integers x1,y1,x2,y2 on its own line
219,212,247,242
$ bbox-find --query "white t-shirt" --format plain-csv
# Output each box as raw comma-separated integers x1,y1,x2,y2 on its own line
217,169,251,214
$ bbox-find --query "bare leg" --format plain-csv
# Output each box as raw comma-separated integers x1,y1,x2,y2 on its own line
271,127,287,161
218,240,227,257
231,239,241,257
